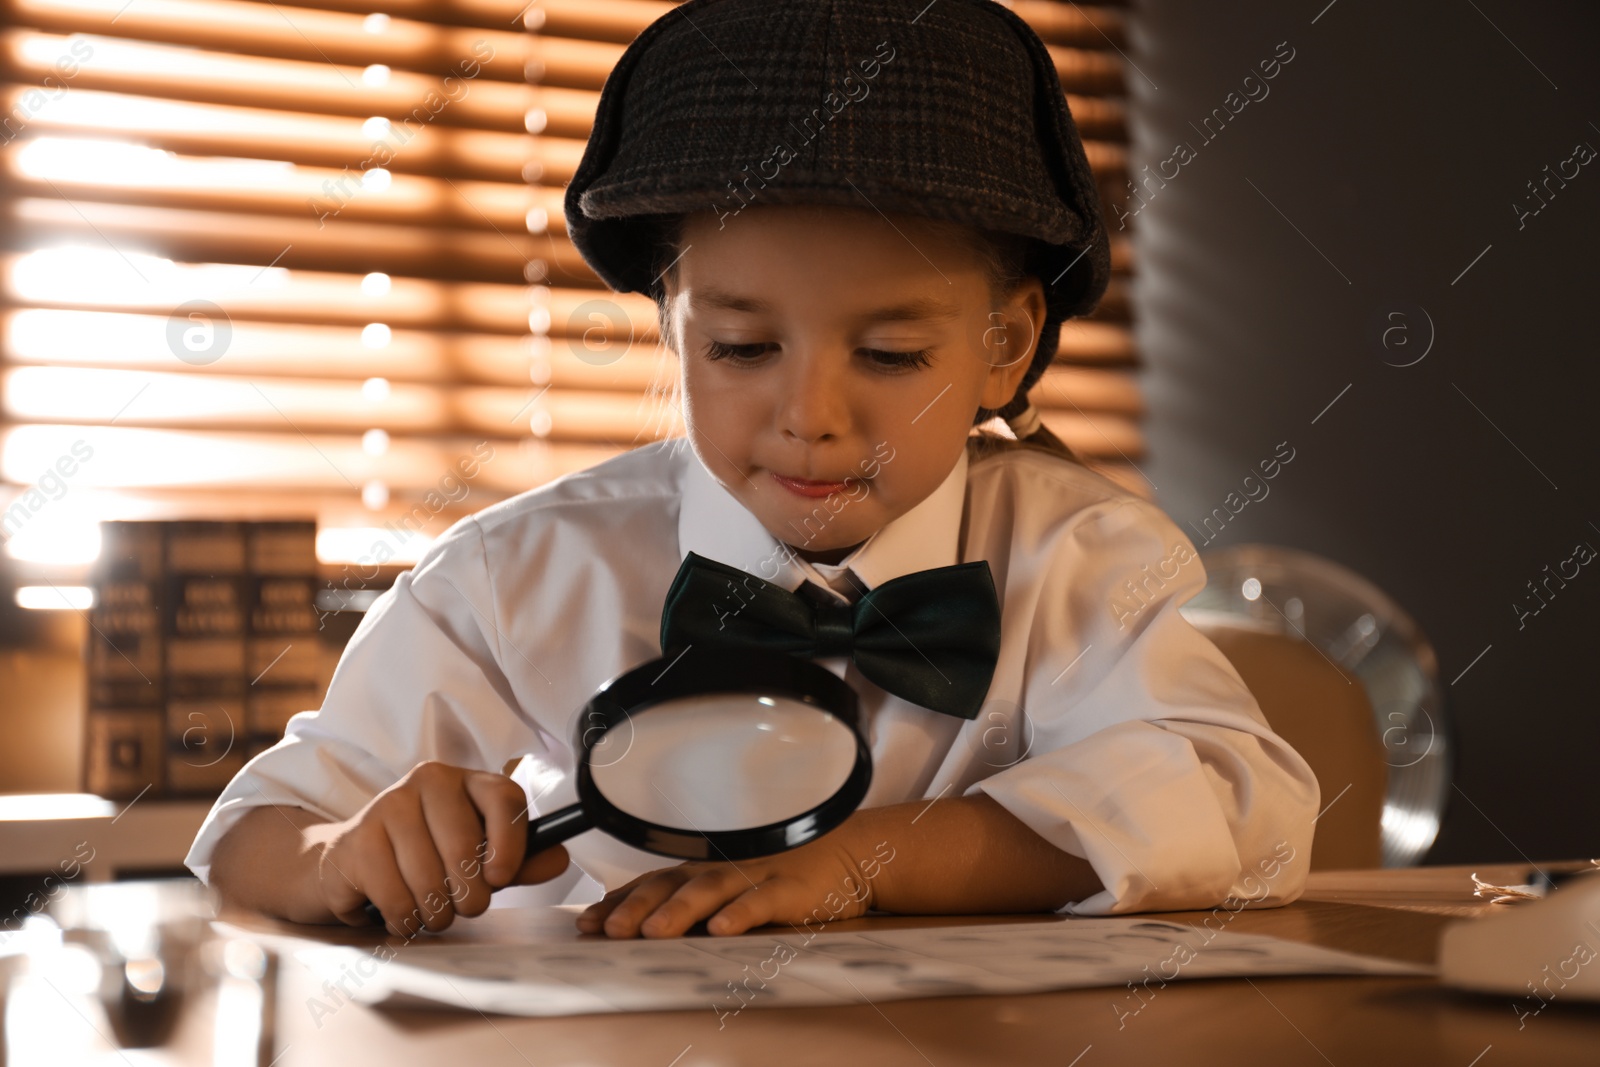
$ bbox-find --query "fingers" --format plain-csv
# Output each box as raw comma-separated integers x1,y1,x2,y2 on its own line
641,867,755,938
384,762,528,928
575,870,656,934
512,845,570,887
706,885,772,937
462,771,529,889
382,790,456,933
360,849,427,937
320,821,424,936
320,836,412,932
579,866,749,939
318,762,554,937
419,780,495,919
602,874,687,939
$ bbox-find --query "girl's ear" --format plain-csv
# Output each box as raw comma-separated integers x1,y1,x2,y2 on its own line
979,277,1047,410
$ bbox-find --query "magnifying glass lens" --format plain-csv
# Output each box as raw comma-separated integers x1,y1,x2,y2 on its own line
589,692,860,832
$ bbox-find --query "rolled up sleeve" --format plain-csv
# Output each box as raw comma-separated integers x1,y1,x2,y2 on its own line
183,516,554,885
968,495,1320,915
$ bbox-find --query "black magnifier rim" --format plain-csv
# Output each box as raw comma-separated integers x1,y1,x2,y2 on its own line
573,645,871,862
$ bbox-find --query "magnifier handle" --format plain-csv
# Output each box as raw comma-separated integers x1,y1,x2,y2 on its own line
359,802,592,928
525,801,591,854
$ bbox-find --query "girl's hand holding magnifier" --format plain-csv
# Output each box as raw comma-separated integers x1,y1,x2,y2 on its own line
312,760,570,937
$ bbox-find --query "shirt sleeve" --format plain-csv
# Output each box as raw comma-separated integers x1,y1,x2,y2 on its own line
966,494,1321,915
183,515,557,885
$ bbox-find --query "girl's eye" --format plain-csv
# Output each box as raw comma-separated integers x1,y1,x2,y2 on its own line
863,348,934,370
703,340,774,363
702,340,932,370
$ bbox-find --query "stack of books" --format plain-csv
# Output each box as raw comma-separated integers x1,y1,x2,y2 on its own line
84,520,323,799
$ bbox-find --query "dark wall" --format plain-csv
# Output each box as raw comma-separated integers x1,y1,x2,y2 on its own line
1127,1,1599,864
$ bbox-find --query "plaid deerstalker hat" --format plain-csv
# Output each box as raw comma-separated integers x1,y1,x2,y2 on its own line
562,0,1112,422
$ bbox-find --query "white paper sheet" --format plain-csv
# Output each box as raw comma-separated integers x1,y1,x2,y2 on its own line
282,913,1430,1018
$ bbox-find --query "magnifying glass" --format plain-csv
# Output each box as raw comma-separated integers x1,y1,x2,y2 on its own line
361,645,871,926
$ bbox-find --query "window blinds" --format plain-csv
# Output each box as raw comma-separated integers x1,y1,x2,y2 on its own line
0,0,1142,584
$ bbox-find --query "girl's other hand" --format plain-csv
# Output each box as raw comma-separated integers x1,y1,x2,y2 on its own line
575,835,876,939
310,760,570,936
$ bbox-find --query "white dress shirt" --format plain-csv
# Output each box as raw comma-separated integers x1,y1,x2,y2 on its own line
184,435,1320,915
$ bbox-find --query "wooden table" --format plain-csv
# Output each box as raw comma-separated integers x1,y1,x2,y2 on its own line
13,863,1600,1066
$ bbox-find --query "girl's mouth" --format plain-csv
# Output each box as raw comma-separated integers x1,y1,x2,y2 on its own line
771,472,853,498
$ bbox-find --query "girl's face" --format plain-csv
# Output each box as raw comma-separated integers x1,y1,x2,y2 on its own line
669,204,1044,564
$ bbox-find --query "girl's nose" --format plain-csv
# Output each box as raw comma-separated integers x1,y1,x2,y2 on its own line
776,348,852,444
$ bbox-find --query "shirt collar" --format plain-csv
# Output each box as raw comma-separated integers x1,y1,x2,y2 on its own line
677,443,969,600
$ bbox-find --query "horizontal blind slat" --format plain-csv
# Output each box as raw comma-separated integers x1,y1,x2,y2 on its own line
1000,1,1127,48
1,365,679,440
2,87,542,181
3,253,543,330
4,0,535,80
0,422,622,492
4,195,553,281
224,0,673,35
0,483,488,533
3,31,537,127
3,308,670,389
3,149,537,230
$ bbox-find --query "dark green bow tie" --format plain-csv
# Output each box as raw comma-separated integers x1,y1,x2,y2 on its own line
659,550,1001,719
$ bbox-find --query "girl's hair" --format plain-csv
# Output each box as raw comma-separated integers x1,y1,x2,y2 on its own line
642,211,1087,468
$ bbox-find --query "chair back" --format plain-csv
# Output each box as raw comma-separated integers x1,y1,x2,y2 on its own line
1190,614,1386,869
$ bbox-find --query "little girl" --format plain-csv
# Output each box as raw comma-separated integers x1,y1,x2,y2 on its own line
189,0,1319,940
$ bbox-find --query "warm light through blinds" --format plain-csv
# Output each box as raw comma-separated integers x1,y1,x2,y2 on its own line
0,0,1142,578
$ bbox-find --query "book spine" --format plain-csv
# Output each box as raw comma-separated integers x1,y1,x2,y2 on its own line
163,520,248,797
245,521,323,760
83,521,166,799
